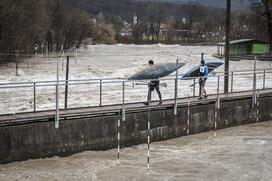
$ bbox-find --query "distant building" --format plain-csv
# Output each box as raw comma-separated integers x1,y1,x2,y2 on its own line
159,23,167,36
133,14,138,25
118,21,132,37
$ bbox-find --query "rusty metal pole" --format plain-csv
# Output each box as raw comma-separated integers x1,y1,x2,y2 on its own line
224,0,231,93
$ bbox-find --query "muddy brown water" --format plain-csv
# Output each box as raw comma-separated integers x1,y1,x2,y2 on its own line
1,121,272,181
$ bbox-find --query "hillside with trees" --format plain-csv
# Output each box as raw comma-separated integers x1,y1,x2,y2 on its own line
0,0,271,56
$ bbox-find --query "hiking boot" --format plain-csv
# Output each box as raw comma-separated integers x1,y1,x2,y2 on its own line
143,102,149,106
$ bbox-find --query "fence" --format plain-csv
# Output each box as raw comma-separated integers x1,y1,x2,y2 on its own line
0,66,272,115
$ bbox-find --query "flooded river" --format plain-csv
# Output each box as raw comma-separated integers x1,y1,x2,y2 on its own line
1,121,272,181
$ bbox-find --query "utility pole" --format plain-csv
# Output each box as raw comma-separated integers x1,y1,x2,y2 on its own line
224,0,231,93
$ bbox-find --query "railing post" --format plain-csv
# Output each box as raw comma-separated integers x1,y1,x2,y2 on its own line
15,63,19,76
122,81,125,121
214,75,220,137
193,78,196,97
33,82,36,112
217,75,220,96
75,49,78,65
99,79,102,107
55,62,60,129
231,71,234,93
252,57,257,108
64,56,70,109
187,100,190,134
174,59,179,116
263,69,266,90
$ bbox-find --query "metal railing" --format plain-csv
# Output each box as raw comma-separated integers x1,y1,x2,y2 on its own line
0,65,272,126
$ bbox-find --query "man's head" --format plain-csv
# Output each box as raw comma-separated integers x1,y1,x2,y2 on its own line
200,60,205,65
148,60,154,66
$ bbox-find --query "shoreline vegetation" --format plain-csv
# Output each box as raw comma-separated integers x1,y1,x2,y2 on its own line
0,0,271,60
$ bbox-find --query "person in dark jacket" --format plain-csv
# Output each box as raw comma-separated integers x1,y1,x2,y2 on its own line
144,60,162,105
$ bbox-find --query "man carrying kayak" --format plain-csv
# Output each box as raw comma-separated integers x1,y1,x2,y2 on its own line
143,60,162,105
198,59,209,100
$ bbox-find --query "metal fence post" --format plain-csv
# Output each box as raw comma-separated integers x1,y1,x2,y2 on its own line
174,59,179,116
231,71,234,93
122,81,125,121
33,82,36,112
252,57,257,108
193,78,196,97
99,79,102,106
55,62,60,129
64,56,70,109
75,49,78,65
187,100,190,134
263,69,266,90
217,75,220,97
214,75,220,137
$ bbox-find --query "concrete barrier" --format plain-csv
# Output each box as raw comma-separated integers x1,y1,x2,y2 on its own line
0,93,272,164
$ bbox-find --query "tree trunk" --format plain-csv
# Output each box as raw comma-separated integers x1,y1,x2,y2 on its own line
156,21,161,44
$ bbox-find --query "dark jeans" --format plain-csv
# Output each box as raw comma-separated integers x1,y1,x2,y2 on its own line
147,80,162,102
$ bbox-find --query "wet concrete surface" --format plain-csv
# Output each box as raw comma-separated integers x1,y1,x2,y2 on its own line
1,121,272,181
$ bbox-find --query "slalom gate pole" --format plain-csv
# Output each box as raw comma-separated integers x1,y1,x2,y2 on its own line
147,107,151,170
117,111,121,166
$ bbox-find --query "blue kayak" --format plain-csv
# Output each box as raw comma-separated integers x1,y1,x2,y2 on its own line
129,62,185,80
181,62,224,79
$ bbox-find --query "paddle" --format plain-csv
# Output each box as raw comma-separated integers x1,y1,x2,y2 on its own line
133,82,167,88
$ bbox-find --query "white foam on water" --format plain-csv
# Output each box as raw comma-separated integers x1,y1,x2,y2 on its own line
0,44,272,114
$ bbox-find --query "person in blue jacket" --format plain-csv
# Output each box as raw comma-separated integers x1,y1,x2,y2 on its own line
199,59,209,99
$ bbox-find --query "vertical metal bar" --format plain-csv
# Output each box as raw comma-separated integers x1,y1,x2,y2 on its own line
33,82,36,112
224,0,231,93
55,62,60,129
193,78,196,97
256,90,260,123
263,69,266,90
15,51,19,75
215,75,220,137
64,56,70,109
122,81,125,121
217,75,220,97
117,112,120,166
214,98,219,137
99,79,102,106
75,49,78,65
231,71,234,93
16,63,18,76
147,109,150,170
187,100,190,135
252,57,257,108
174,59,179,116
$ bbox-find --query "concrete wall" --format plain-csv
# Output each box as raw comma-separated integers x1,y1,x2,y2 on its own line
0,94,272,164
